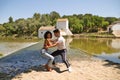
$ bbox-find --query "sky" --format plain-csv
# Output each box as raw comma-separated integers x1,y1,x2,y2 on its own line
0,0,120,24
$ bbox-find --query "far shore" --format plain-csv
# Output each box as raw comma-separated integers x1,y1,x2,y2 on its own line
71,33,117,38
0,36,40,42
0,33,118,40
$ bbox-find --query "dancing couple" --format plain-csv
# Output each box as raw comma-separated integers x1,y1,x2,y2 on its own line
41,29,72,72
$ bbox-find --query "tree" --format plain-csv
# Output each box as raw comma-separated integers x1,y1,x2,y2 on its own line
0,24,6,36
0,12,119,37
33,13,41,20
9,16,13,23
68,17,83,33
101,21,109,30
15,18,27,36
83,14,94,32
40,14,51,26
50,11,60,25
105,17,118,24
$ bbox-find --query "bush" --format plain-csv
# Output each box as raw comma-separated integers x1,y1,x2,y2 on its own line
87,28,98,33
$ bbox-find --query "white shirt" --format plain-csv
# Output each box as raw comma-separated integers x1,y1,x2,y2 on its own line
56,36,66,50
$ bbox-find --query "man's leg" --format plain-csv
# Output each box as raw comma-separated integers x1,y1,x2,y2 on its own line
51,50,61,65
60,49,70,68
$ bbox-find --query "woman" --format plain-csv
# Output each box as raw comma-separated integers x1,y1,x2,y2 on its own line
41,31,54,71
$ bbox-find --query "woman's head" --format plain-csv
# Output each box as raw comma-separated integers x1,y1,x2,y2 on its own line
44,31,52,39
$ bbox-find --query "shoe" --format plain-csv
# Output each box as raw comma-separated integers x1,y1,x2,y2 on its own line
67,66,72,72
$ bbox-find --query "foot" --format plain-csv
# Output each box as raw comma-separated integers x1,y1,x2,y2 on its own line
47,67,52,72
45,64,52,72
52,64,57,68
67,66,72,72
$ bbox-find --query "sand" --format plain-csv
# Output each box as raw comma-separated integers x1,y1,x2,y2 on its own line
11,58,120,80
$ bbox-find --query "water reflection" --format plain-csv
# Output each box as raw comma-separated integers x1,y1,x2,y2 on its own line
65,37,73,50
110,39,120,49
0,42,38,57
0,37,120,63
70,38,120,54
69,37,120,63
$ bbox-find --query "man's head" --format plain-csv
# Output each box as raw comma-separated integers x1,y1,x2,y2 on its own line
53,29,60,37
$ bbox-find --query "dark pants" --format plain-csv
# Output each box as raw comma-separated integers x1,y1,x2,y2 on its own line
51,49,70,68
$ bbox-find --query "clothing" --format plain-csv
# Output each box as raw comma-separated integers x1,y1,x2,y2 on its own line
51,49,70,68
56,36,66,50
41,49,54,67
51,36,70,68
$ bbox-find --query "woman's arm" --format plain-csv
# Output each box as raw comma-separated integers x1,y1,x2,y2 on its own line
43,39,48,49
47,39,53,46
46,41,58,48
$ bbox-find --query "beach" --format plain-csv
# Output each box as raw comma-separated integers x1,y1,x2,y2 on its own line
11,58,120,80
0,41,120,80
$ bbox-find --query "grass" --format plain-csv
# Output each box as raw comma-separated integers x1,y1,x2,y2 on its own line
73,33,115,38
0,36,40,42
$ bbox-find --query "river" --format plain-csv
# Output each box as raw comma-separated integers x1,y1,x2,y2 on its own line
0,37,120,63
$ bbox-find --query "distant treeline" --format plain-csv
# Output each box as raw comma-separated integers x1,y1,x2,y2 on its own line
0,11,119,37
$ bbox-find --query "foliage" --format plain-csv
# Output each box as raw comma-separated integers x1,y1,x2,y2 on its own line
0,11,119,37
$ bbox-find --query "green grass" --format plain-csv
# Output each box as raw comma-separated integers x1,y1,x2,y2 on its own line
73,33,115,38
0,36,40,42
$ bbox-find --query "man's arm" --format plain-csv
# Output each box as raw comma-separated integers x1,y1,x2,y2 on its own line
46,41,58,48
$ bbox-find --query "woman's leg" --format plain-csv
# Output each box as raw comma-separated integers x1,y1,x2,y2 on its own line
41,49,54,67
45,53,54,67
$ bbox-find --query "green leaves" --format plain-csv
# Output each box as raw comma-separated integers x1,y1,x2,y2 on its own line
0,12,119,37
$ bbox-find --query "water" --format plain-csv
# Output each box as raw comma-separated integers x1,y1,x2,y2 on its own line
0,41,38,57
69,37,120,63
0,37,120,76
0,38,120,63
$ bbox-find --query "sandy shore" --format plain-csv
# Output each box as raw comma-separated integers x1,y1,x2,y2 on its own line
0,42,120,80
11,58,120,80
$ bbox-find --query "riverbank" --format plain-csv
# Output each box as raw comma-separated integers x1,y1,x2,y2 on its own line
0,36,40,42
0,41,120,80
0,33,117,40
0,36,40,57
72,33,116,38
1,58,120,80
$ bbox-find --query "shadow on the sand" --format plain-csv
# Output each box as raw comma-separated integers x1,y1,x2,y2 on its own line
53,67,68,73
24,65,68,74
103,60,120,69
0,42,62,79
25,65,48,73
0,65,67,80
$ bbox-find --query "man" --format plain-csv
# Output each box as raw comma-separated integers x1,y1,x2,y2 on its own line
46,29,72,72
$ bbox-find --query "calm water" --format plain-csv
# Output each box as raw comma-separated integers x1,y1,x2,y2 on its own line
69,37,120,63
0,38,120,63
0,41,38,57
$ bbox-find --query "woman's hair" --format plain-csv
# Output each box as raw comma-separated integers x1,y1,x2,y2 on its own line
44,31,52,39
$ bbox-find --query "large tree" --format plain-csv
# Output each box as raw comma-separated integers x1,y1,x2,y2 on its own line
50,11,60,25
9,16,13,23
